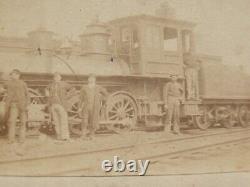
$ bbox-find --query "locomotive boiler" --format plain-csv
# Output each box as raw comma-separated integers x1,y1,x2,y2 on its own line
0,14,250,135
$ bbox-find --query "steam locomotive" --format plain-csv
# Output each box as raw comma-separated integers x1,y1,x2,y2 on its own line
0,14,250,135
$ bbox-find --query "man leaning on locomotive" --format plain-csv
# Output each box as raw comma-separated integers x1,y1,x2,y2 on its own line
46,72,73,142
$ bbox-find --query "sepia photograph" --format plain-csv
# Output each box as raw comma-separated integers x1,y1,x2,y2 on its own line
0,0,250,185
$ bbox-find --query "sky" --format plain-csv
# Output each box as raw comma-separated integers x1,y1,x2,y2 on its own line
0,0,250,70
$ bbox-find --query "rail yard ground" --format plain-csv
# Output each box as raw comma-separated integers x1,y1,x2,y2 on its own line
0,126,250,176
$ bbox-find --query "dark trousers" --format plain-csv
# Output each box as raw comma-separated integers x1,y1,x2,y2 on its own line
51,104,70,140
81,107,99,137
7,103,27,143
165,96,180,132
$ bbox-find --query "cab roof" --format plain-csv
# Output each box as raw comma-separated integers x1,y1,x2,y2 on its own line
109,14,196,30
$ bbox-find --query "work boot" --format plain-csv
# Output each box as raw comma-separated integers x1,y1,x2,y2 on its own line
61,138,73,143
18,138,25,144
173,124,181,135
81,131,92,141
164,124,171,133
86,132,94,140
8,140,15,144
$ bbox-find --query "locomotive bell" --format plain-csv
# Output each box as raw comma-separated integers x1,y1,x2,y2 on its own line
79,18,111,61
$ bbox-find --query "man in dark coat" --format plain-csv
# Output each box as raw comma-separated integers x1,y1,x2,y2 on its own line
47,72,73,141
4,69,30,143
79,74,108,138
163,75,183,134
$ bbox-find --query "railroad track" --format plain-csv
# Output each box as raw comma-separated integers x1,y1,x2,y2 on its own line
54,129,250,176
1,127,250,176
0,127,249,165
143,136,250,161
57,136,250,176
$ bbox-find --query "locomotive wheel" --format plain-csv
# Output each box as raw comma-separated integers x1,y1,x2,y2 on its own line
67,95,82,136
27,88,49,134
217,106,236,129
1,88,47,135
106,91,138,133
28,88,45,104
194,106,213,130
0,101,6,123
221,114,235,129
0,101,7,136
238,105,250,127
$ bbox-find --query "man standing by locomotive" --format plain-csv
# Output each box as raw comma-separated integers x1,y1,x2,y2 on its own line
163,75,183,134
47,72,73,141
79,74,108,139
3,69,30,143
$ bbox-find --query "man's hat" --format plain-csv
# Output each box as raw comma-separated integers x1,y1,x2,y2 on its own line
170,74,178,78
53,72,61,76
88,73,96,78
88,73,96,79
10,69,21,75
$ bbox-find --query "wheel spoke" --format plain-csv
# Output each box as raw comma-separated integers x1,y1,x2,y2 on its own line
106,93,138,132
72,104,78,110
118,100,123,108
109,114,118,120
124,99,130,107
109,110,117,114
109,113,118,118
110,108,117,113
128,114,135,117
123,100,131,110
113,103,119,110
125,107,134,113
122,98,126,107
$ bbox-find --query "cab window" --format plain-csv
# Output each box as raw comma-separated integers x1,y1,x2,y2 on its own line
145,25,160,48
121,27,131,42
163,27,178,51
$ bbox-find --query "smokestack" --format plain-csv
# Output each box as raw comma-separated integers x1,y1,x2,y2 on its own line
79,16,111,61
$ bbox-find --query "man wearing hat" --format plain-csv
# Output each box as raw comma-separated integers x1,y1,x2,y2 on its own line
4,69,30,143
163,74,183,134
47,72,74,141
79,74,108,139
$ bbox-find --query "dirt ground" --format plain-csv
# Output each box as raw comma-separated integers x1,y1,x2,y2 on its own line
148,138,250,175
0,130,189,161
0,127,250,176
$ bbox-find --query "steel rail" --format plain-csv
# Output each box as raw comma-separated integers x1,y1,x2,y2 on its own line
50,129,250,176
1,127,250,166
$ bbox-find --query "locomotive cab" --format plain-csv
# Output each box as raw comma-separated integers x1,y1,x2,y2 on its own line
109,14,196,77
108,15,200,127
